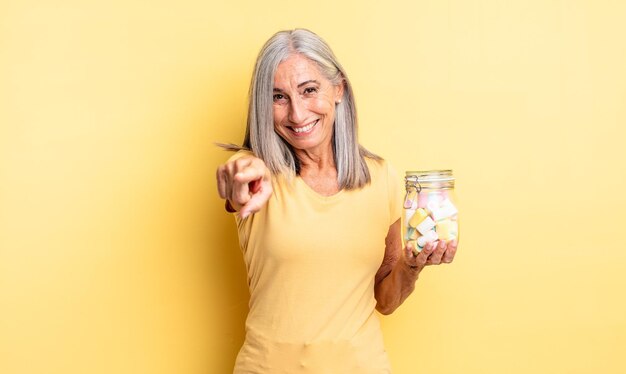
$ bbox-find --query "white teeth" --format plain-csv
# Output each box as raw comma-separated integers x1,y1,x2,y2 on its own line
292,120,317,133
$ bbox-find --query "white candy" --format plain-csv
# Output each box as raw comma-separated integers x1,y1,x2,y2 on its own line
430,198,458,221
416,216,436,235
427,230,439,241
427,192,443,205
427,201,439,214
417,230,439,247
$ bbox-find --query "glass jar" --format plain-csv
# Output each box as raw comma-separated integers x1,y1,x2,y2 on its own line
403,170,459,254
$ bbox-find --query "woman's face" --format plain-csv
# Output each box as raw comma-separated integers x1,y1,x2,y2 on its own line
272,54,344,155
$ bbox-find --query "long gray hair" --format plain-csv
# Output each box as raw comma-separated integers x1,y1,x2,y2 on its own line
224,28,380,190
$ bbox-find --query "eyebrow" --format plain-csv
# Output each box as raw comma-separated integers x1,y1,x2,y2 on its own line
273,80,320,92
297,79,319,88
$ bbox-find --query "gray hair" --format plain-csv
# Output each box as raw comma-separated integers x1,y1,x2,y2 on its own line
227,28,380,190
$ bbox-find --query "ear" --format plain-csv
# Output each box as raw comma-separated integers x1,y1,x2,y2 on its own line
335,79,345,103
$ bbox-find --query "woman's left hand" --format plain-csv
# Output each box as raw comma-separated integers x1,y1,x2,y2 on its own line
425,239,458,265
375,222,459,314
403,239,458,271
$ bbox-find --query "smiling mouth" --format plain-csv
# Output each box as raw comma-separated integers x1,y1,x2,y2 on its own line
288,119,319,134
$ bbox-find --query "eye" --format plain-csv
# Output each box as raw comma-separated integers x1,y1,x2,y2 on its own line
273,93,287,103
303,87,318,95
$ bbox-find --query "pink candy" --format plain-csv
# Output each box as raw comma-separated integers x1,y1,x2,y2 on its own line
417,193,429,208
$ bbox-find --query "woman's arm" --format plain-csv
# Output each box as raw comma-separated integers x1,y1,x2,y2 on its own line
374,219,458,315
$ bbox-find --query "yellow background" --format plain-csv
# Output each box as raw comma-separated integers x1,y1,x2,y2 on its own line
2,0,625,373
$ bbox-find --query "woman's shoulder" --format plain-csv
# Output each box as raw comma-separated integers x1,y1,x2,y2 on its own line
364,155,389,175
363,155,400,186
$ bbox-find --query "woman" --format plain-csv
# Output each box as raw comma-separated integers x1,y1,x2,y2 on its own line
216,29,458,373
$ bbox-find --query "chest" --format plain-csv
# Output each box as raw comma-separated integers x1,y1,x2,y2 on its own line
299,174,340,196
256,181,390,270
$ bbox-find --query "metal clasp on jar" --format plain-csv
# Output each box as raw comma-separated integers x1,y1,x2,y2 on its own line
403,175,422,209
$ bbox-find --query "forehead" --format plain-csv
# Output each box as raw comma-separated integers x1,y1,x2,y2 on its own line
274,54,325,87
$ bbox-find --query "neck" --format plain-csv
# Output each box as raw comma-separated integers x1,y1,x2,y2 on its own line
294,145,340,196
294,145,336,175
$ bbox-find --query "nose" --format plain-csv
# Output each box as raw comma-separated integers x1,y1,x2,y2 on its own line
287,95,306,124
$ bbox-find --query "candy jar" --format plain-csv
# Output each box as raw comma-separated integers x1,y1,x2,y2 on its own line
403,170,459,254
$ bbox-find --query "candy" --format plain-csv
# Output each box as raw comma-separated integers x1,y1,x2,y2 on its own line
427,201,439,215
435,219,458,240
430,198,458,221
405,227,416,241
408,208,429,228
427,192,443,205
403,171,458,246
417,230,439,247
405,227,414,241
416,216,436,235
417,193,429,208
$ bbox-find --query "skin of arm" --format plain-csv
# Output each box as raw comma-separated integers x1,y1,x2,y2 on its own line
374,219,439,315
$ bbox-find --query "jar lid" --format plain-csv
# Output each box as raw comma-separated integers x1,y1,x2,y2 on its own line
405,170,454,182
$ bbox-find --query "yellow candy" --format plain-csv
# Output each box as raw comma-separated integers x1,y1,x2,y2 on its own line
435,219,458,241
408,208,429,228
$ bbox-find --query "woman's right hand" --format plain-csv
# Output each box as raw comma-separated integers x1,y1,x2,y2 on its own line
216,156,273,218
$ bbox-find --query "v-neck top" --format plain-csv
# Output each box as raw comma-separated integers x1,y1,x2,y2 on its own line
230,151,402,373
